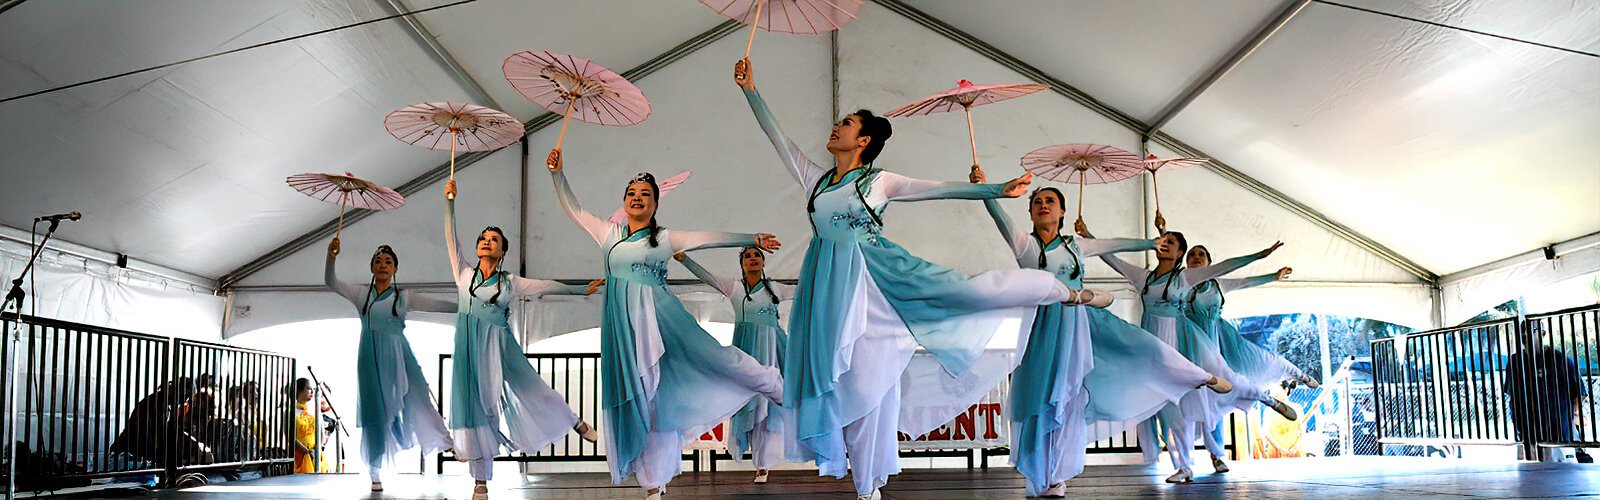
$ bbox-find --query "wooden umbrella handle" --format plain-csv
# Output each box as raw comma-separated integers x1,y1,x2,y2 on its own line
743,1,764,60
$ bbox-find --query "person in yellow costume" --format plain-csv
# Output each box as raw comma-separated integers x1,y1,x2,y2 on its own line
293,378,321,473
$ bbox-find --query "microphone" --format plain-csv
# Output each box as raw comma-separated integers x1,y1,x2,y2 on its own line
35,211,81,222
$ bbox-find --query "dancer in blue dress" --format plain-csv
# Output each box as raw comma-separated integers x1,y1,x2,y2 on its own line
547,150,784,500
1183,244,1315,473
736,58,1097,500
443,180,603,500
1092,228,1294,483
324,240,456,492
674,248,795,484
971,167,1231,497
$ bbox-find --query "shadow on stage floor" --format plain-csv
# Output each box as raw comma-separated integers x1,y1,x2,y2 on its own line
147,456,1597,499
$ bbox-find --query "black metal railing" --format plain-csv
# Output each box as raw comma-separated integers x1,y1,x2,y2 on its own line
1373,304,1598,458
435,352,1244,471
1,314,296,494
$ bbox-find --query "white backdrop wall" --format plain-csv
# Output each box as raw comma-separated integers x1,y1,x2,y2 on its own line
1,237,222,340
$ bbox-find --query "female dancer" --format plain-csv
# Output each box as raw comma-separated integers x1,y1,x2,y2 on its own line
1093,229,1293,483
971,167,1231,497
443,180,603,500
674,249,794,484
1184,244,1314,473
736,58,1096,500
324,239,456,491
547,150,784,500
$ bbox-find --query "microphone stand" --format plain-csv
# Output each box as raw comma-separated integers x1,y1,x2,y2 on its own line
304,367,348,473
4,220,62,500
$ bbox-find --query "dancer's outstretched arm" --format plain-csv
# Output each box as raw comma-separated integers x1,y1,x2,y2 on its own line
442,180,472,279
546,151,617,247
1214,267,1291,293
1184,242,1282,284
736,59,826,187
323,244,364,305
675,253,738,299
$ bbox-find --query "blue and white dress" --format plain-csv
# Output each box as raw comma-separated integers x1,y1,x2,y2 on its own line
679,255,795,469
1186,273,1303,395
983,201,1215,495
552,171,784,490
1100,250,1270,471
744,88,1077,495
444,197,591,481
324,253,455,480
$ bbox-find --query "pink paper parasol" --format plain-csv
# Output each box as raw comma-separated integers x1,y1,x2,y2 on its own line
1140,154,1209,232
1020,143,1143,226
886,80,1049,168
503,50,650,160
701,0,863,59
607,170,693,224
287,172,406,253
385,102,522,199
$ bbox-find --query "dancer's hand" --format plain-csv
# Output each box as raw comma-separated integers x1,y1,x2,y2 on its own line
969,164,986,184
1263,241,1284,256
584,279,605,295
1000,172,1033,198
1276,267,1293,281
673,252,686,262
546,148,563,173
444,179,457,200
328,238,340,257
1074,219,1091,238
734,58,755,91
1154,212,1167,233
755,233,782,252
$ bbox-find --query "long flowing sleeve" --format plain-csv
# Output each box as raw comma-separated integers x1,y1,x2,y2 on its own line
666,229,758,254
743,88,826,187
1183,248,1270,284
511,276,590,299
323,253,365,305
1099,253,1150,285
983,199,1029,259
678,254,738,298
771,281,797,302
1215,273,1281,294
551,170,616,246
443,197,471,279
1077,237,1157,258
399,290,458,314
878,171,1005,202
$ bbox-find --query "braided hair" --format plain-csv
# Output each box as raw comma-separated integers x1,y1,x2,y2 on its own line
1028,187,1079,279
1143,231,1189,301
739,246,781,319
362,245,402,317
470,227,509,304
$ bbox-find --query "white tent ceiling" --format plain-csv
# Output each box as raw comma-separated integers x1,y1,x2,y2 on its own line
3,0,1596,335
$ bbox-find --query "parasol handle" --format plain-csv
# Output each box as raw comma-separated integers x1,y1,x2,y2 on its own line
1151,171,1164,232
334,192,347,253
1077,171,1085,221
965,105,978,169
446,129,457,200
554,98,577,153
744,1,764,60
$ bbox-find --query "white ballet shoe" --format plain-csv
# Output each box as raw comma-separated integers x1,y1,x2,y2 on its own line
1165,468,1194,484
1268,399,1299,421
855,491,880,500
471,482,489,500
574,420,599,443
1211,456,1230,473
644,488,662,500
1298,374,1320,389
753,469,769,484
1203,375,1233,394
1040,481,1067,497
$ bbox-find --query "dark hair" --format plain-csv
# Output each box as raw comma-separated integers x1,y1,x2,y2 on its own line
625,173,661,247
851,109,893,165
1187,244,1211,265
1027,188,1079,278
294,377,311,394
1162,231,1189,256
1145,231,1189,301
471,228,508,304
365,245,402,317
739,247,780,316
